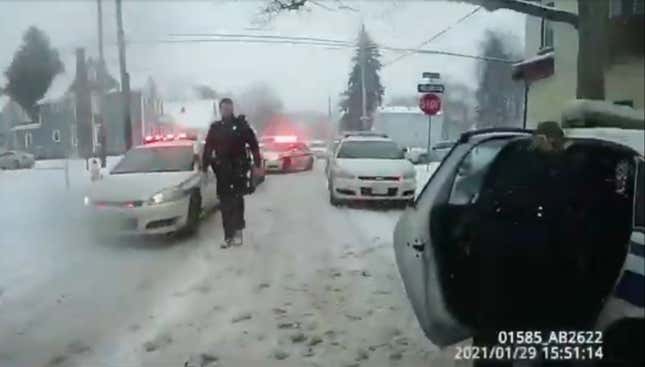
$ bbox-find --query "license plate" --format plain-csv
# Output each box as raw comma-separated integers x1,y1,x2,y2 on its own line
372,184,389,195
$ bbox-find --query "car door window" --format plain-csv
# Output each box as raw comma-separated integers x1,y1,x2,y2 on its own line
448,139,508,205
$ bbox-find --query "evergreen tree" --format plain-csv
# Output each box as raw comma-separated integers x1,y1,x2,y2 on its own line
339,25,384,131
4,26,64,116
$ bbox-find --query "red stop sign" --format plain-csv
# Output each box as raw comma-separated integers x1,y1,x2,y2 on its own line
419,93,441,115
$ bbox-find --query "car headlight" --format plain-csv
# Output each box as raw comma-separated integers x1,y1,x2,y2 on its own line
403,170,416,179
334,168,355,179
84,196,91,206
147,187,187,205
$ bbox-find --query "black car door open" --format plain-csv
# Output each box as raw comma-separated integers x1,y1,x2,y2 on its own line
393,130,531,347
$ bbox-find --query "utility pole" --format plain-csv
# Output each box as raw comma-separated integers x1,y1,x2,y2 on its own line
116,0,132,150
358,23,369,130
96,0,107,167
97,0,104,62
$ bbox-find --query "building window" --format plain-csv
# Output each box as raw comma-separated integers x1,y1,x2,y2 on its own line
52,129,61,143
540,2,555,50
610,0,624,17
24,132,33,148
610,0,644,17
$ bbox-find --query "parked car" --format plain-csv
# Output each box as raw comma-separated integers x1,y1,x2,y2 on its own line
404,147,428,164
394,100,644,366
328,135,416,206
430,140,455,162
325,131,389,178
0,150,35,169
307,139,328,158
262,136,314,172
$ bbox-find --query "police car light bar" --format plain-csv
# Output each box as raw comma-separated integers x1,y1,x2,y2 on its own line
274,135,298,143
144,132,197,144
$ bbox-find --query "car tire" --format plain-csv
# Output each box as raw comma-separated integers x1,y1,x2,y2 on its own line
282,157,291,172
329,181,342,207
183,191,201,235
305,158,314,171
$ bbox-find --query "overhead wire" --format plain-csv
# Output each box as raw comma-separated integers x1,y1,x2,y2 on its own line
382,6,483,67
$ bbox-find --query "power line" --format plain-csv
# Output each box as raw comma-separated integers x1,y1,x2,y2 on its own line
154,37,517,63
385,47,518,64
56,33,516,64
146,38,353,49
383,6,483,67
168,32,353,46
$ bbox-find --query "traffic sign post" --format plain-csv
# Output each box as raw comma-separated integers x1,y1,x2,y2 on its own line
418,92,443,171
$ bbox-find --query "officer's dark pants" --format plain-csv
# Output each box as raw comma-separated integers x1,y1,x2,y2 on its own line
220,194,245,240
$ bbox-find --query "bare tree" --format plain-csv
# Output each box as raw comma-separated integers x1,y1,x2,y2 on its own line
476,31,524,129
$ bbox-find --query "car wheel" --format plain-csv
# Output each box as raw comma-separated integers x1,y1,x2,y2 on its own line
329,181,341,207
282,157,291,172
183,191,201,235
305,158,314,171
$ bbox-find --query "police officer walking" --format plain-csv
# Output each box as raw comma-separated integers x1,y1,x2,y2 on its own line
202,98,261,248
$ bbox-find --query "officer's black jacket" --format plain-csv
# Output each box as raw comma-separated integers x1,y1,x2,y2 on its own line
202,115,261,196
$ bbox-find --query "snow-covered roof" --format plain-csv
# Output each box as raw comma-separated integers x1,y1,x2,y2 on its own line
38,74,72,103
566,128,644,155
512,51,554,69
343,135,392,142
562,99,644,130
2,100,32,125
10,122,41,131
161,99,219,129
377,106,423,114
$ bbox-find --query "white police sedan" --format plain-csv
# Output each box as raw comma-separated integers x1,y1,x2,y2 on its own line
328,136,416,206
84,134,218,236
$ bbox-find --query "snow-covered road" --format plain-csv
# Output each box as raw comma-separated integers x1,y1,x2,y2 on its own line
0,160,461,367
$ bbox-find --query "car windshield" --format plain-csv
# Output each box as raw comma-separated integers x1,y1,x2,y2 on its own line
111,146,195,174
337,140,404,159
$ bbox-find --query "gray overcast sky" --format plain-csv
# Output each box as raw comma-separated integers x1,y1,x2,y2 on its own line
0,0,525,112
